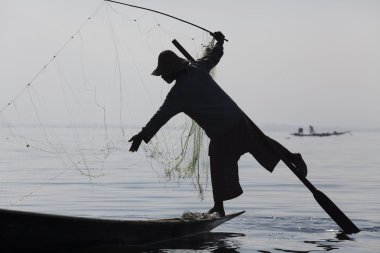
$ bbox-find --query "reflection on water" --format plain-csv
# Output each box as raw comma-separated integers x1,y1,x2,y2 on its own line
67,229,366,253
280,234,353,253
60,221,380,253
70,232,244,253
148,232,244,253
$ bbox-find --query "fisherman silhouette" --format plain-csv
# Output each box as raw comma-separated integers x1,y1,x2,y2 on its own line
309,125,315,135
129,31,307,217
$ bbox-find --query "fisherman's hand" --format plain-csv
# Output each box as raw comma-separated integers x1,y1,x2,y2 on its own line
212,31,225,44
129,133,143,152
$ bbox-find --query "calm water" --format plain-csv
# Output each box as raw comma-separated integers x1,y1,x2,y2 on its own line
0,128,379,252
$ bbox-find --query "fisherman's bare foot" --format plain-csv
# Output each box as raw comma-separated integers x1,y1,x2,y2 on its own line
208,202,225,217
291,153,308,177
208,207,225,217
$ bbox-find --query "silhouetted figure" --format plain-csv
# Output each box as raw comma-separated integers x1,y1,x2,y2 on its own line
129,32,307,217
298,127,304,135
309,125,315,135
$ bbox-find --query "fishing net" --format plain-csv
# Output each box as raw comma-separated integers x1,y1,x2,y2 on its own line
0,2,216,204
181,210,219,220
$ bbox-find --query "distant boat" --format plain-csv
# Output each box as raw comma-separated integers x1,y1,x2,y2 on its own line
291,131,350,137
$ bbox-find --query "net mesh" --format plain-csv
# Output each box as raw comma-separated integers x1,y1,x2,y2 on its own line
0,3,216,203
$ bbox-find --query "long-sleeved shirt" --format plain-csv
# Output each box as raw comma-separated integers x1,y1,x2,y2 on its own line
141,42,243,142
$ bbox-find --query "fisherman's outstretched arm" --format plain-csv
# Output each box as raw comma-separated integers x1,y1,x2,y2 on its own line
140,90,184,142
129,95,182,152
140,105,179,143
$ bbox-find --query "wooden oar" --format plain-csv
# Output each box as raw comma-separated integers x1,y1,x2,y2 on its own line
172,39,360,234
244,117,360,234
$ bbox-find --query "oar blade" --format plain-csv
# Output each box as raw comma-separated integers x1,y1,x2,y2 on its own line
313,190,360,234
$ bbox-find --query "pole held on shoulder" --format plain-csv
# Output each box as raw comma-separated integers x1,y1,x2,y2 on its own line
172,39,195,62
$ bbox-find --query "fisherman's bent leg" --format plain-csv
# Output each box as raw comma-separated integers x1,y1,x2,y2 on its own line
266,137,308,177
243,122,281,172
242,118,307,176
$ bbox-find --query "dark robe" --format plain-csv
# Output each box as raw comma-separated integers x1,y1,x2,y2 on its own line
140,41,281,201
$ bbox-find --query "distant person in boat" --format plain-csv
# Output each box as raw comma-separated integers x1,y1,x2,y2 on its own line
129,31,307,217
298,127,303,135
309,125,315,135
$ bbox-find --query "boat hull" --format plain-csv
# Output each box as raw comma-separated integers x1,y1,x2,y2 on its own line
0,208,244,250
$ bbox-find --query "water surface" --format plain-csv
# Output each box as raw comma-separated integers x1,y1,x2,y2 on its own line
0,128,379,252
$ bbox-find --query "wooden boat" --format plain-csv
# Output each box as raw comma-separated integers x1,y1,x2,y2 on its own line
291,131,350,137
0,208,244,250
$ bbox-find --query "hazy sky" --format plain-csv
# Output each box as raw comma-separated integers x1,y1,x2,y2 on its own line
1,0,379,130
